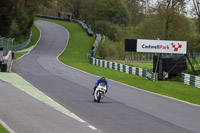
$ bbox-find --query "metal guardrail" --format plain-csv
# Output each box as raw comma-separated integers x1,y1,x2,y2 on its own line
34,14,94,37
71,19,93,36
12,37,31,51
91,34,101,57
35,14,71,21
34,14,101,57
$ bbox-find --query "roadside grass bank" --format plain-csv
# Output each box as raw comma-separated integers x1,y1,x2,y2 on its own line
0,124,8,133
38,18,200,105
14,53,24,59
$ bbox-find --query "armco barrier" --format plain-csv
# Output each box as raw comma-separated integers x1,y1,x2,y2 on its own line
35,14,70,21
71,19,93,36
90,57,155,81
35,14,93,36
92,34,101,57
181,72,200,88
12,37,31,51
34,14,98,56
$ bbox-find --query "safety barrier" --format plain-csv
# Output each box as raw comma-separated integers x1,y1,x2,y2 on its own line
34,14,94,37
181,73,200,88
12,36,31,51
90,57,155,81
35,14,71,21
91,34,101,57
71,19,93,36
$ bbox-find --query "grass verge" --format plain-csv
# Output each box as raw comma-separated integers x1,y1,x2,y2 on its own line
14,53,24,59
37,18,200,105
0,124,8,133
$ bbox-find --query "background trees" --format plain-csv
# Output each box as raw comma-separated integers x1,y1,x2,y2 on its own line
0,0,51,40
0,0,199,53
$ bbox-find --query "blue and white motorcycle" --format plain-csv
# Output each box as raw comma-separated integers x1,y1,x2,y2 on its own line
94,83,107,103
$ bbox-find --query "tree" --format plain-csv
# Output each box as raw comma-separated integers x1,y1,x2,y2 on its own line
155,0,186,40
124,0,148,26
0,0,15,36
92,0,131,26
79,0,94,21
192,0,200,34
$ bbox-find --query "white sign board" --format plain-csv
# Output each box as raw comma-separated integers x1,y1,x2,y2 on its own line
137,39,187,54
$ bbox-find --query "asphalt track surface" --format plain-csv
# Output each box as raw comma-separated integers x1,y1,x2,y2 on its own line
0,79,101,133
12,20,200,133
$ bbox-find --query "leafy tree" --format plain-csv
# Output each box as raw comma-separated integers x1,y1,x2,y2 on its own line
124,0,147,26
92,0,131,26
94,21,122,41
79,0,94,21
154,0,187,40
192,0,200,34
0,0,15,36
0,0,51,37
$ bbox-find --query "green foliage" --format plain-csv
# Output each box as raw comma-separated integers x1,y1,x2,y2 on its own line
98,39,125,59
130,15,165,39
0,0,14,36
16,8,30,35
0,0,51,38
92,0,131,26
94,21,121,41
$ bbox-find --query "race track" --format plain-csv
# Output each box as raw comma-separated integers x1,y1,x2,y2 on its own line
12,20,200,133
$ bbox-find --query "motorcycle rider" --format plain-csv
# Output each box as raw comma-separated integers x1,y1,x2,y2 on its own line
93,76,108,95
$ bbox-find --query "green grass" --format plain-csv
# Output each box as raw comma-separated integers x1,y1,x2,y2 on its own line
14,53,24,59
38,18,200,105
0,124,8,133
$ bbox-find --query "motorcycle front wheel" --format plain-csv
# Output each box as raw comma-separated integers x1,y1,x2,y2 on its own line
97,93,102,103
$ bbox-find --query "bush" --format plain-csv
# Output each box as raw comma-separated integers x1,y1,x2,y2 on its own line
94,21,121,41
107,24,121,41
97,39,125,59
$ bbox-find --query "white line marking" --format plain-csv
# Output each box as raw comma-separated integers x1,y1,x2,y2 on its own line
88,125,97,130
0,119,16,133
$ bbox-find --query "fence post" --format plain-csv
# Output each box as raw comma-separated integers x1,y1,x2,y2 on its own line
190,75,195,86
136,68,139,75
181,72,184,83
107,61,110,68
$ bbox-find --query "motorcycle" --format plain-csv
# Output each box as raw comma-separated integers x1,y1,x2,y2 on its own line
94,83,107,103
